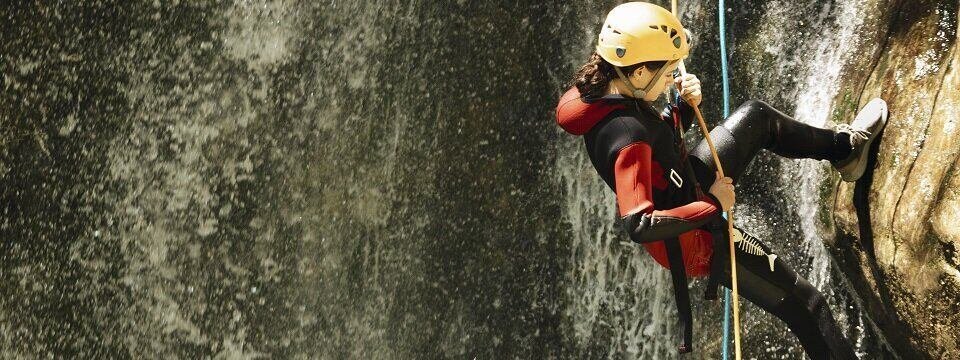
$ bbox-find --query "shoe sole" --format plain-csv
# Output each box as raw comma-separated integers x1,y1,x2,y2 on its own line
843,98,888,182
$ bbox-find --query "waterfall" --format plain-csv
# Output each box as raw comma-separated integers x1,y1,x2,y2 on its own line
1,1,904,358
556,127,677,358
789,0,868,287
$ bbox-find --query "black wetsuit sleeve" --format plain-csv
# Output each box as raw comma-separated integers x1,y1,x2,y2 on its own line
614,141,722,243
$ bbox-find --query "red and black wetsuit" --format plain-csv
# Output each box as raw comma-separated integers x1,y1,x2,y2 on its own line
557,87,721,353
556,87,859,360
557,87,721,277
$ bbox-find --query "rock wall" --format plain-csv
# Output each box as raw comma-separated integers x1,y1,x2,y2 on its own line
830,0,960,358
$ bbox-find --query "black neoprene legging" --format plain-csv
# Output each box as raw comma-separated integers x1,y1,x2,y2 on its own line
688,100,858,360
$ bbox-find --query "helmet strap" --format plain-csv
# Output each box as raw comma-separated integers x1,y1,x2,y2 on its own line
615,61,676,100
614,67,645,98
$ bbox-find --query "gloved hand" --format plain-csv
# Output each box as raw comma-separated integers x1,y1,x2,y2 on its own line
709,172,735,211
675,73,702,107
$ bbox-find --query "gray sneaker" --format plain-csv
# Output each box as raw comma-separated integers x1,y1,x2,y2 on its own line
832,98,889,182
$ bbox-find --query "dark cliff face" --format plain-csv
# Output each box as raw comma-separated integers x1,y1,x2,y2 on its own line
1,0,954,359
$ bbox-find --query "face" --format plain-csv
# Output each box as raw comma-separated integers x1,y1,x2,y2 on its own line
630,61,680,102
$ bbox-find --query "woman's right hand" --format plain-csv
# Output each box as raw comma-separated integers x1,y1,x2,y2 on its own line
709,172,735,211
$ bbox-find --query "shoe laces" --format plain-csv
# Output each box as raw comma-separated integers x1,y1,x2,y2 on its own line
836,123,871,148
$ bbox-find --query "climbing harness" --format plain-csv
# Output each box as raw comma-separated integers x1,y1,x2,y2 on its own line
671,0,744,359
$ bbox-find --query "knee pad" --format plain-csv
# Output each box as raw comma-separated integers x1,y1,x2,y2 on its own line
690,125,751,182
691,100,776,181
724,100,770,130
723,100,776,153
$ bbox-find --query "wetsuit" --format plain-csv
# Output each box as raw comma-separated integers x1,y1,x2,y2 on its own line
556,87,857,360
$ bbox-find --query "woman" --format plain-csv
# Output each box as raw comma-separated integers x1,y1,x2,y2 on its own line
556,2,887,359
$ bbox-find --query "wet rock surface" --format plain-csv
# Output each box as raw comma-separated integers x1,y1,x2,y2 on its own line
832,0,960,358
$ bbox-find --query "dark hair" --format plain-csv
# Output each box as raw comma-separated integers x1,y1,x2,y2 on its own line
569,52,668,99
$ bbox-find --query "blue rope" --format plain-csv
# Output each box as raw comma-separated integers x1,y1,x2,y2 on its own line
718,0,732,359
719,0,731,117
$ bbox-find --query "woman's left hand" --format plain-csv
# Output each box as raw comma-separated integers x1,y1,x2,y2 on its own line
675,73,702,107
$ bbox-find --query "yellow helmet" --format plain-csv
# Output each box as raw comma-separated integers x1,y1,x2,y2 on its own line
596,2,690,67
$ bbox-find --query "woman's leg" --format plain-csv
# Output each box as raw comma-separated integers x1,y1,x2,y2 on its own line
689,99,851,184
711,226,858,360
686,100,858,358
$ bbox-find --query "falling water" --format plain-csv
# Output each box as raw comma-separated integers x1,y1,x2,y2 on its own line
789,0,867,287
778,0,886,356
1,1,906,359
